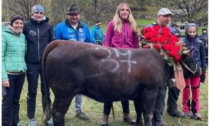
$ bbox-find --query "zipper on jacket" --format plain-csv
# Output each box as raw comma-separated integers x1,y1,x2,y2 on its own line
37,25,40,62
17,35,21,71
190,38,194,58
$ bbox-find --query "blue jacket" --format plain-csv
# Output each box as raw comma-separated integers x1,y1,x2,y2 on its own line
199,33,208,46
183,36,207,72
91,25,104,43
54,19,93,43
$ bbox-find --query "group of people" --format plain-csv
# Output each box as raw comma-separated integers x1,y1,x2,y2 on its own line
2,2,207,126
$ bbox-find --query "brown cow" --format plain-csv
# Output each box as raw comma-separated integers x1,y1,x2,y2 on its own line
42,40,195,126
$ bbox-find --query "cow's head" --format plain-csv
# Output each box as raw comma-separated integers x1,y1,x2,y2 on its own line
180,48,201,78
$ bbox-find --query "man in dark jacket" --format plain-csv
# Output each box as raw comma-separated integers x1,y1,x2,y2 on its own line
199,28,208,65
142,8,183,126
23,4,54,126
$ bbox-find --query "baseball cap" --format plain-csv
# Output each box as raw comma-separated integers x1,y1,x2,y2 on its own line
157,8,173,16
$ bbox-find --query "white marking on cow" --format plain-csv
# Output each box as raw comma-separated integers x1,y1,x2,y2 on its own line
95,47,137,73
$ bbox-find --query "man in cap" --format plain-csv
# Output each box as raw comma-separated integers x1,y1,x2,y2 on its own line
23,4,54,126
157,9,184,119
141,8,182,126
54,3,93,120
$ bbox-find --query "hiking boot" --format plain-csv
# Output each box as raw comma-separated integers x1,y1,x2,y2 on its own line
101,114,109,126
123,113,135,125
29,118,36,126
183,112,193,118
75,112,89,120
193,113,202,120
167,111,184,117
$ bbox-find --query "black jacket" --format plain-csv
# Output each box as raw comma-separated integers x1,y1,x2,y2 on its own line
23,17,54,64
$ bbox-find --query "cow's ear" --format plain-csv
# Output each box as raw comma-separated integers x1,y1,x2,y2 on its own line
182,48,194,56
182,49,190,55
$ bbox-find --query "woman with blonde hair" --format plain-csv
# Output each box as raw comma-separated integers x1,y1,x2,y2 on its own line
101,3,139,126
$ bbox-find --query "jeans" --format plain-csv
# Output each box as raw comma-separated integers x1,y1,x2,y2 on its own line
2,73,25,126
26,64,47,119
152,85,166,126
103,100,130,115
74,94,83,113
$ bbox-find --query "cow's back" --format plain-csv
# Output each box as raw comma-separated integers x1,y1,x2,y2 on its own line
43,40,168,102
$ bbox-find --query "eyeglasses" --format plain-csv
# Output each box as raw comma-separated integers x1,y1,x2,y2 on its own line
34,12,43,14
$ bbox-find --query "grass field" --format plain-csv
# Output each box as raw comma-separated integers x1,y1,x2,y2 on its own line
18,70,208,126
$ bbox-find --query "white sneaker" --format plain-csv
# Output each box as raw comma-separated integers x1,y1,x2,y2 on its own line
17,122,21,126
47,117,54,126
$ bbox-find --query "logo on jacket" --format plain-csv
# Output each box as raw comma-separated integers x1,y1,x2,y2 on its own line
29,30,37,36
79,28,83,32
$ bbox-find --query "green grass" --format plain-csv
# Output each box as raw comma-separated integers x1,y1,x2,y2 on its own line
18,70,208,126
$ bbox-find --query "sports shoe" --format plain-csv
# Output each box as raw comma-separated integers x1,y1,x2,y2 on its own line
47,117,54,126
75,112,89,120
167,111,184,117
183,112,193,118
193,113,202,120
17,122,21,126
123,113,135,125
101,114,109,126
29,118,36,126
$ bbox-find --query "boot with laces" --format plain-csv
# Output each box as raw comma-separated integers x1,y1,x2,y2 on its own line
123,113,135,125
101,114,109,126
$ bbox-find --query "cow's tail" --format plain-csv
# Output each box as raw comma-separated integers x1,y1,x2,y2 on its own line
111,103,115,120
42,40,60,125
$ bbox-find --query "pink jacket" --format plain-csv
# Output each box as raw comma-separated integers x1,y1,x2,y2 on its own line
104,20,139,48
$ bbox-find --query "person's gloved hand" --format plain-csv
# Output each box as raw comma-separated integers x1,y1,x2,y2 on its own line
200,72,206,83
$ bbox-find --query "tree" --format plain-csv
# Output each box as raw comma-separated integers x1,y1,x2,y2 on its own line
171,0,208,24
2,0,52,21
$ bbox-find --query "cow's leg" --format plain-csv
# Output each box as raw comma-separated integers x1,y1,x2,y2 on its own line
143,89,159,126
51,96,73,126
134,99,143,126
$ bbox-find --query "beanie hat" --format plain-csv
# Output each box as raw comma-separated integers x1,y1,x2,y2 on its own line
66,4,80,14
32,4,44,14
10,14,24,26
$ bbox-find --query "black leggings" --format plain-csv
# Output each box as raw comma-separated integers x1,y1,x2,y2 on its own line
103,100,130,115
2,73,25,126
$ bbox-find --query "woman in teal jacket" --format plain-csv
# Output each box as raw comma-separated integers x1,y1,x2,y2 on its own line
2,14,27,126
